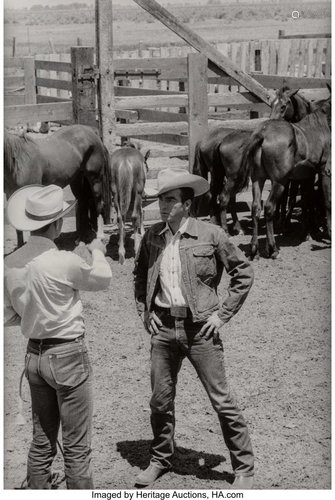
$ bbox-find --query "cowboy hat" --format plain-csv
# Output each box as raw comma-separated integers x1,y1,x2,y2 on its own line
6,184,77,232
155,168,209,197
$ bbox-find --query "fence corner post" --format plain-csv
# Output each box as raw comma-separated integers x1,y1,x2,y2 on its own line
188,53,208,172
71,46,98,127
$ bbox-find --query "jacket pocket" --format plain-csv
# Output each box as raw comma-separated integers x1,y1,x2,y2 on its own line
192,245,216,278
48,348,91,387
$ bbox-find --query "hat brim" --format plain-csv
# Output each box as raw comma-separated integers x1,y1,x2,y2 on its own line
156,174,210,198
6,184,77,232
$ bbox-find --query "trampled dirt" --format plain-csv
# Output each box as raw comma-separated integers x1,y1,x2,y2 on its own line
4,210,331,490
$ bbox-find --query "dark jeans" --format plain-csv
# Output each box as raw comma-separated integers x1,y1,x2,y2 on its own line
149,312,254,476
25,337,94,489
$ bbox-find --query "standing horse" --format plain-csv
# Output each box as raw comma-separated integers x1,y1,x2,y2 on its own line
238,96,331,260
270,86,326,228
193,86,314,235
4,124,112,247
111,146,150,264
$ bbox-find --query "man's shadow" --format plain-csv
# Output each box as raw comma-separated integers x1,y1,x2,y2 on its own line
117,440,234,484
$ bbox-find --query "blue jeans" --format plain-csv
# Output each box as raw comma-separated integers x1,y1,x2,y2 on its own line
149,312,254,476
24,337,94,489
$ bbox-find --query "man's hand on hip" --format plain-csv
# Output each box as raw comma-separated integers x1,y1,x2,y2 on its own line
199,311,224,341
141,311,162,335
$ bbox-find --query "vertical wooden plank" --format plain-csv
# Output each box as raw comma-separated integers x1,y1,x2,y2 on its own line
261,40,269,75
168,46,180,112
95,0,116,154
23,57,36,105
50,53,59,98
230,42,239,93
324,39,331,78
71,46,97,127
297,39,306,77
290,39,300,77
306,39,315,77
249,41,256,73
314,39,325,77
59,52,70,99
277,39,291,76
188,53,208,173
268,40,277,75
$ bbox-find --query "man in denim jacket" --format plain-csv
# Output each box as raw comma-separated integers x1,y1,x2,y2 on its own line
133,168,255,489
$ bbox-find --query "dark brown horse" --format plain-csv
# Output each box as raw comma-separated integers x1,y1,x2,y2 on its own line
111,146,150,264
4,124,112,247
193,86,315,234
238,96,331,259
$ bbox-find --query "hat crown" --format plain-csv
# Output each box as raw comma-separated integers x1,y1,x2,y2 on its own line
157,168,189,192
156,167,209,198
25,185,64,218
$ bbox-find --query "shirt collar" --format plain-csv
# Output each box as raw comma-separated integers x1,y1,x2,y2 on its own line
159,217,190,237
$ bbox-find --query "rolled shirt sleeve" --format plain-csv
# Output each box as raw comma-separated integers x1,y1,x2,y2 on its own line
67,249,112,292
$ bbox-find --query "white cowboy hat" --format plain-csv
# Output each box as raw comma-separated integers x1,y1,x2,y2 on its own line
155,168,209,197
6,184,77,232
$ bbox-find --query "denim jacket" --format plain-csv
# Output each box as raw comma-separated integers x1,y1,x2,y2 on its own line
134,217,254,324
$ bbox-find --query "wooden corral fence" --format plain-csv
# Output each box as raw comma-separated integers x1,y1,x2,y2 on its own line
4,36,331,127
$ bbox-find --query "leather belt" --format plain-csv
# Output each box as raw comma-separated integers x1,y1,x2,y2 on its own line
29,334,84,345
154,304,192,319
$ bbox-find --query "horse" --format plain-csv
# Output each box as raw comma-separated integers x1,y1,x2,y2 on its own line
238,95,331,260
269,86,314,122
4,124,112,247
321,152,331,239
192,86,315,235
269,86,328,228
110,145,150,264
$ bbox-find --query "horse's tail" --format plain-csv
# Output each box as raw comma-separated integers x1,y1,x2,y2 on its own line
118,159,133,218
102,145,112,224
192,140,208,180
235,132,264,193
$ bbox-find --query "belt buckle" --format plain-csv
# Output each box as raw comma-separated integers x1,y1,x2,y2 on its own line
170,306,187,318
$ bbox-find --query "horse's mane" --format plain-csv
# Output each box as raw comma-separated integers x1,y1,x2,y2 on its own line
295,99,331,132
4,132,37,176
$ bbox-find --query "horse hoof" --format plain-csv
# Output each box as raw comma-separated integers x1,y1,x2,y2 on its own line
271,251,280,260
119,255,125,265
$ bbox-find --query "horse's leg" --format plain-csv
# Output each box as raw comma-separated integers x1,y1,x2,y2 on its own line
209,181,221,225
250,179,264,260
113,195,125,265
229,195,244,235
217,185,230,234
299,178,315,240
131,188,145,256
70,176,91,244
321,157,331,239
275,181,289,230
283,180,299,231
264,182,285,259
17,230,24,248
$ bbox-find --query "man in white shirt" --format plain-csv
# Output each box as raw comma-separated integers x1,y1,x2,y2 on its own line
4,184,112,489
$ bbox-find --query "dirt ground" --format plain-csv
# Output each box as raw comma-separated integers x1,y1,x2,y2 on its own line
3,199,331,490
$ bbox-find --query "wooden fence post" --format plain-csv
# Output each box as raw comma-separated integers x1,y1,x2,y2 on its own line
71,46,97,127
95,0,117,154
23,57,36,105
188,53,208,172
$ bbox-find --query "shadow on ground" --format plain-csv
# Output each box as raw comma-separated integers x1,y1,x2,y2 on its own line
117,440,233,484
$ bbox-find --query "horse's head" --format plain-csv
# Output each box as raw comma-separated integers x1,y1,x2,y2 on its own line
270,87,300,121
